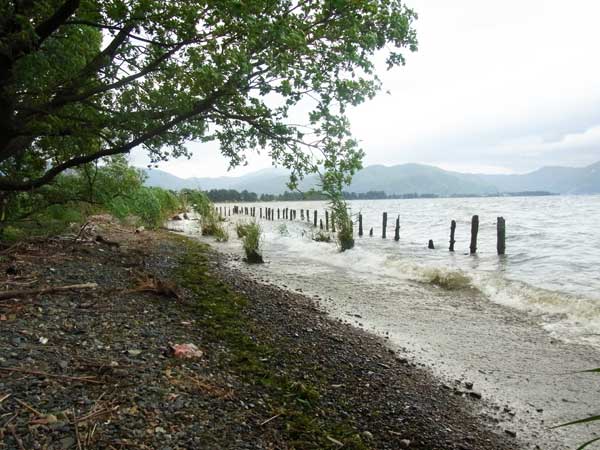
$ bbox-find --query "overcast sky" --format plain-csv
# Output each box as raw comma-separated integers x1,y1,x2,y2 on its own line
131,0,600,178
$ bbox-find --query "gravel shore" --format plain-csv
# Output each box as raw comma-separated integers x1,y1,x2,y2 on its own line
0,220,517,449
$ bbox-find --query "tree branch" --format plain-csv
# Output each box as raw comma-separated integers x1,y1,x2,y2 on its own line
0,88,227,191
34,0,81,46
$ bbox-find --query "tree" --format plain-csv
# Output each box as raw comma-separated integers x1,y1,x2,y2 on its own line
0,0,417,193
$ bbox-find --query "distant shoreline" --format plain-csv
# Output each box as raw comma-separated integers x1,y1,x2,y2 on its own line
205,189,559,203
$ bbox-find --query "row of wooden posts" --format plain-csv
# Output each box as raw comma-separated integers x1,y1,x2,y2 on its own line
216,205,506,255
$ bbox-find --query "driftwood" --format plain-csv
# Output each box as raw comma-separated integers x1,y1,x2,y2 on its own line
95,235,120,248
0,283,98,300
126,275,179,299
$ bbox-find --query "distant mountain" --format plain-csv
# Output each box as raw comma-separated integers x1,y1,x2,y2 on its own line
477,161,600,194
142,161,600,195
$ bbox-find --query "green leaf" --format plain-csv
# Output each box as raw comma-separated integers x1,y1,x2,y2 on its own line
551,415,600,428
576,436,600,450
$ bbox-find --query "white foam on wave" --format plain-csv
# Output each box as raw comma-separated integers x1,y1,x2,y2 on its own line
221,216,600,346
470,272,600,344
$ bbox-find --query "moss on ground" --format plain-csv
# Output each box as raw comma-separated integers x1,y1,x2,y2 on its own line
173,236,368,450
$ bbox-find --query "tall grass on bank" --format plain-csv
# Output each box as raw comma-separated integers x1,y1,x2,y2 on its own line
239,222,263,263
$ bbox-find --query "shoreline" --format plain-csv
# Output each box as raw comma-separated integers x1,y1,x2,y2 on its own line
191,218,600,450
0,219,516,449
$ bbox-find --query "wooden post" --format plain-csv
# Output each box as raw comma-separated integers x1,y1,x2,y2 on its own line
428,239,435,249
497,217,506,255
313,210,317,227
325,211,329,231
394,216,400,241
320,219,323,230
358,213,363,237
369,227,373,237
470,215,479,254
301,209,304,220
277,208,280,220
449,220,456,252
382,212,387,239
331,213,336,232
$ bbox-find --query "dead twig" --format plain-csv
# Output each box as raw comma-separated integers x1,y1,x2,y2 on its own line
71,409,83,450
0,283,98,300
259,413,282,426
14,398,43,417
0,367,103,384
72,406,115,424
0,393,10,403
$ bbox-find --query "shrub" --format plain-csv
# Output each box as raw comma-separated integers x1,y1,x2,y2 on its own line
236,222,252,238
214,224,229,242
241,222,263,263
330,197,354,251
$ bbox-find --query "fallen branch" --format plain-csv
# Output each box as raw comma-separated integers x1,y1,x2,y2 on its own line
125,275,179,299
0,393,10,403
95,235,120,248
0,367,103,384
74,221,91,241
0,283,98,300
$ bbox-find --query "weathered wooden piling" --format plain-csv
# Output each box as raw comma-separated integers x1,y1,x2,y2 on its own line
394,216,400,241
369,227,373,237
428,239,435,249
306,210,310,222
358,213,363,237
325,211,329,231
313,210,317,227
449,220,456,251
320,219,323,230
382,212,388,239
497,216,506,255
470,215,479,254
301,210,304,220
277,208,280,220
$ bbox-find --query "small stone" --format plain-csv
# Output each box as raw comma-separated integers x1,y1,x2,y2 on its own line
468,391,482,399
127,349,143,357
155,426,167,434
464,381,474,390
362,431,373,440
399,439,411,448
504,429,517,438
59,437,75,449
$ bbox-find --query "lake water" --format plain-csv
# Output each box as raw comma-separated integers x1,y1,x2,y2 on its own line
176,195,600,449
217,195,600,345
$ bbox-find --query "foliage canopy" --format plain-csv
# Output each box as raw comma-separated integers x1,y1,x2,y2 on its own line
0,0,417,193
